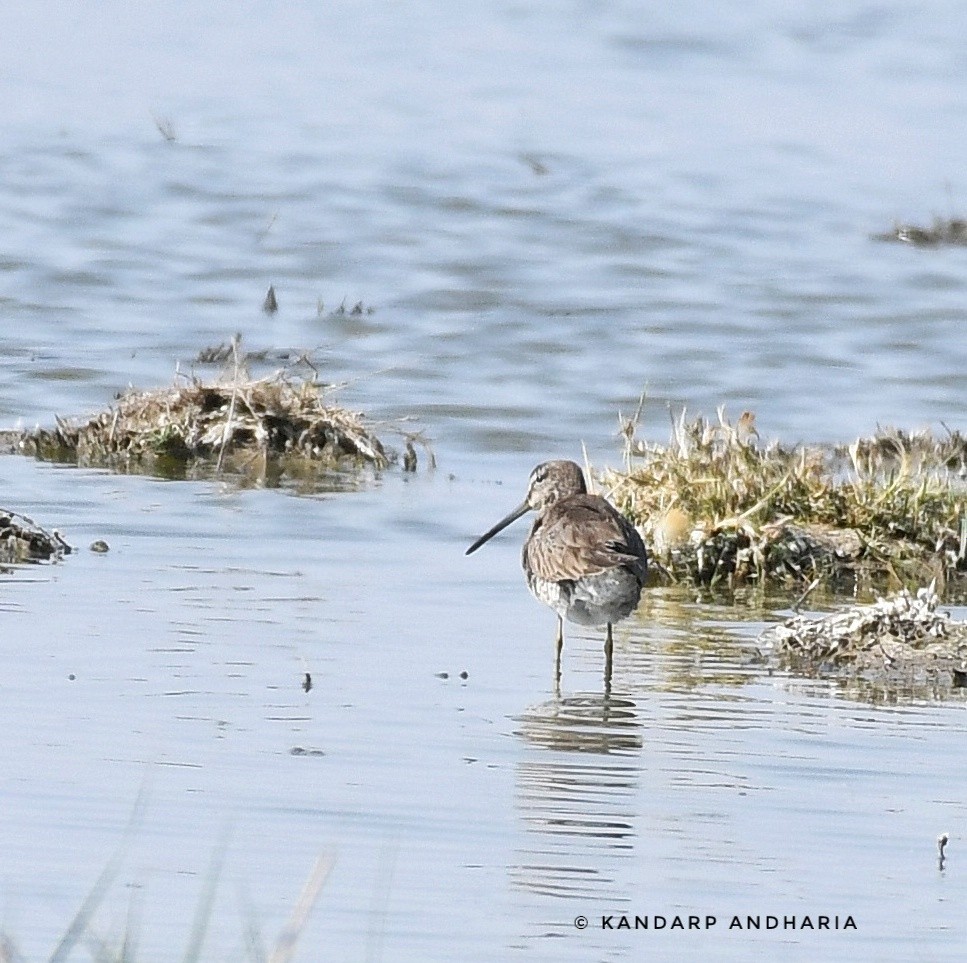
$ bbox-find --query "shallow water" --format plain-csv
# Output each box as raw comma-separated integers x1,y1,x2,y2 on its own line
2,1,967,960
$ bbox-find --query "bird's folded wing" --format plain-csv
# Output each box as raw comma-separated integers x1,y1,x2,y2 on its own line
526,498,646,582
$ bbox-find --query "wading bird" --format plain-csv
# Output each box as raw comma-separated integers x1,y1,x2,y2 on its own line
466,460,648,684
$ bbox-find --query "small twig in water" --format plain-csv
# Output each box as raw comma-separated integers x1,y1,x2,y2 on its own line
258,212,279,243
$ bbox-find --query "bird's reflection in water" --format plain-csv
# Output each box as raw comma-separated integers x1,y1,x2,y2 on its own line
511,690,642,902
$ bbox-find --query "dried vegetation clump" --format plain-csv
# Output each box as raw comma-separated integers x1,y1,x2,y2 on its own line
760,584,967,686
0,509,71,564
18,362,414,483
603,405,967,592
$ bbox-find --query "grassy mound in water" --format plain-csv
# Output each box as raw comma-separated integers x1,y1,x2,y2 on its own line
758,584,967,697
17,354,427,484
0,508,71,564
761,583,967,667
602,406,967,593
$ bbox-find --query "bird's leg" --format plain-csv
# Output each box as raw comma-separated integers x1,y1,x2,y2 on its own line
554,617,563,684
604,623,614,692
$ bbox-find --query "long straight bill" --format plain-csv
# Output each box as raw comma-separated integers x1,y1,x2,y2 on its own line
465,502,529,555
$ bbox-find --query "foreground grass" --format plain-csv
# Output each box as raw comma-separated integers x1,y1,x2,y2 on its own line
1,838,333,963
603,405,967,593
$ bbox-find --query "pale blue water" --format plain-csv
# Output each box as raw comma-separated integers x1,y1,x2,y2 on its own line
1,2,966,960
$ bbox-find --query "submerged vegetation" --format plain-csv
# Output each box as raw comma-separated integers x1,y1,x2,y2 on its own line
872,217,967,246
603,405,967,594
10,349,429,485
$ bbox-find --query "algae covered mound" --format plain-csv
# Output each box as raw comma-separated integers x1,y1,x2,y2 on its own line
0,509,71,564
19,368,399,481
759,584,967,687
604,406,967,591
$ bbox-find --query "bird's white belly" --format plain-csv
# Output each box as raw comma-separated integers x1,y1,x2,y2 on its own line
527,567,643,627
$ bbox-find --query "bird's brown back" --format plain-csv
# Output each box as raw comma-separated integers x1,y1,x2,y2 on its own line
524,494,648,584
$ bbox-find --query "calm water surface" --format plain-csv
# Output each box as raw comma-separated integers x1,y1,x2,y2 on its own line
1,1,967,960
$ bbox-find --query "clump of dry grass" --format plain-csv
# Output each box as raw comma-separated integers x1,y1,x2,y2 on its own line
16,351,427,484
759,583,967,687
0,508,71,564
602,404,967,592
